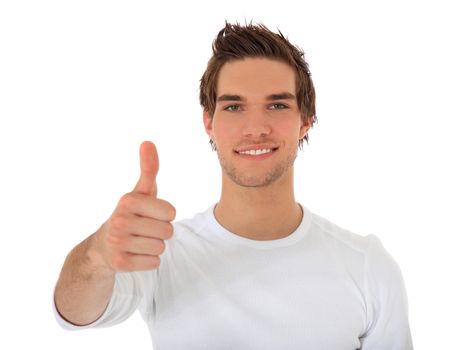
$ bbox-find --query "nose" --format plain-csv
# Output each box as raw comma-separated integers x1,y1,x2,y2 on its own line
241,108,272,138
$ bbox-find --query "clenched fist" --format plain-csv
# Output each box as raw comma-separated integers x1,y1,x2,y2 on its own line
89,141,176,273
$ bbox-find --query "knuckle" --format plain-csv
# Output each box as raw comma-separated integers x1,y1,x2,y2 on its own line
110,215,128,231
106,233,123,247
118,193,135,211
111,254,130,271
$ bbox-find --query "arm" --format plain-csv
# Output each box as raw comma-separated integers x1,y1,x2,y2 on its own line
360,236,413,349
54,141,175,327
54,231,115,326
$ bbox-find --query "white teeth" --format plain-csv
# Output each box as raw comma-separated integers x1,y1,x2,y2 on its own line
239,148,272,155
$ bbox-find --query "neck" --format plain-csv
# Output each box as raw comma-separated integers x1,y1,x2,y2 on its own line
214,170,303,241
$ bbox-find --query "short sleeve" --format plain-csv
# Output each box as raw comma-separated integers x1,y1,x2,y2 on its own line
360,235,413,349
54,270,156,330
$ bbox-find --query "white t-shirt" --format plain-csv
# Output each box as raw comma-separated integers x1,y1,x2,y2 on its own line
55,205,413,349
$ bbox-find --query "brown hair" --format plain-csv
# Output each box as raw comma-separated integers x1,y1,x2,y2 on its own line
199,21,317,145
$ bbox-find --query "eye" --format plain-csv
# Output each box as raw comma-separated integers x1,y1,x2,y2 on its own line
269,103,288,110
224,104,242,112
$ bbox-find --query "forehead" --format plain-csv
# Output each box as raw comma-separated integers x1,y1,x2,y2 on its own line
216,58,296,99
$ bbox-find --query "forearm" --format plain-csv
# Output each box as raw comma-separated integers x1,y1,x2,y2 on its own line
54,233,115,326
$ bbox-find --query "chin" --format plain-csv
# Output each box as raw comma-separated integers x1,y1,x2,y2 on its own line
227,167,292,188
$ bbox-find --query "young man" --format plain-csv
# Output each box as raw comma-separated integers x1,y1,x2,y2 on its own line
54,22,413,349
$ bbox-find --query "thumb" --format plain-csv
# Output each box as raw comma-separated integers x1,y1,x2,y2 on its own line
133,141,159,196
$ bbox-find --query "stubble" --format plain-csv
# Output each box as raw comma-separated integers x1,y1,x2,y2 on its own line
216,145,298,188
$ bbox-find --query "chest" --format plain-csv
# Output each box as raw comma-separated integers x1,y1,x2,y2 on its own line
149,245,366,349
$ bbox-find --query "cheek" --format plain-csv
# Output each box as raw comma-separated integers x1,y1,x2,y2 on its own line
212,119,239,143
278,119,302,139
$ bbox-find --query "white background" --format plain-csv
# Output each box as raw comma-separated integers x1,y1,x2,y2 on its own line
1,0,450,349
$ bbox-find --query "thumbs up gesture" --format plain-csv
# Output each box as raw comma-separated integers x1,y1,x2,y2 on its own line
90,141,176,272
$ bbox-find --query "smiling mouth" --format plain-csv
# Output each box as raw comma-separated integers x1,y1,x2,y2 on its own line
234,147,279,156
238,148,271,155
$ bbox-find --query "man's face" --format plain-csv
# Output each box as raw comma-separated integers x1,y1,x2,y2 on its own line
204,58,311,188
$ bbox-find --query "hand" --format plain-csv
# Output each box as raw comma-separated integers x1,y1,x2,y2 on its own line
89,141,176,273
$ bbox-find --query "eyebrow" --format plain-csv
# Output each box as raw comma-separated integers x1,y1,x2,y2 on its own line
216,92,296,103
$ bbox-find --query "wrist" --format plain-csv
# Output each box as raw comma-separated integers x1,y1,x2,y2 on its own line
84,229,116,278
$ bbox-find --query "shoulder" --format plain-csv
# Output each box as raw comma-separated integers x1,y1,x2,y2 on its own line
308,209,403,283
308,210,378,255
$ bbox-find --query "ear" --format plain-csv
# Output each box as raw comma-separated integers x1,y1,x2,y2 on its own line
299,118,312,140
203,110,214,140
